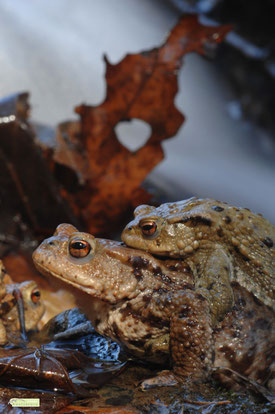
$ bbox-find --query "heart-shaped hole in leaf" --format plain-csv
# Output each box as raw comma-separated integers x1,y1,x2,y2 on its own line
115,118,151,152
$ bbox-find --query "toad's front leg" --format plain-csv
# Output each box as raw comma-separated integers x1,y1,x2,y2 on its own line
141,290,214,389
170,290,214,381
192,246,234,324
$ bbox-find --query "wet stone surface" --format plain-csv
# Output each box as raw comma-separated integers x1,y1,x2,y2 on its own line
72,364,274,413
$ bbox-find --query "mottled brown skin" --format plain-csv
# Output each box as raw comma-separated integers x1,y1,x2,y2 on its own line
33,224,274,390
0,261,44,345
214,283,274,391
122,197,275,322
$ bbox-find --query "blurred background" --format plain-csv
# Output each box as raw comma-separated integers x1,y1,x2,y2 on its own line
0,0,274,222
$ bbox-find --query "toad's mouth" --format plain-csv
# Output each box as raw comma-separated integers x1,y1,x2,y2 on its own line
33,261,116,304
33,259,141,306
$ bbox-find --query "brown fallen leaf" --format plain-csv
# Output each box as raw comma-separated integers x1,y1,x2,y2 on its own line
49,15,231,235
0,346,125,396
0,93,79,256
0,347,89,395
0,16,231,251
3,252,48,288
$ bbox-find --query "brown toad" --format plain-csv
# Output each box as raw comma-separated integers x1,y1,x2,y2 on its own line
122,197,275,322
32,224,274,390
0,260,44,344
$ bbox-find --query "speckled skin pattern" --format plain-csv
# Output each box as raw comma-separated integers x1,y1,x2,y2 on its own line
0,261,44,344
214,283,274,391
33,224,274,389
122,197,275,322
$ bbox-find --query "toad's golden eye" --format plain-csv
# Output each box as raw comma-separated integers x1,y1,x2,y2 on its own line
69,240,91,258
31,288,41,304
140,220,157,237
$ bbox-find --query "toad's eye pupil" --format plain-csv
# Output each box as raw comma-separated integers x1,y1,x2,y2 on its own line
69,240,91,258
31,289,41,304
143,225,153,231
140,221,157,236
72,242,86,250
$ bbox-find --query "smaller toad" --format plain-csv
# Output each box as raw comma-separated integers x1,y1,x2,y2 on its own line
0,261,44,344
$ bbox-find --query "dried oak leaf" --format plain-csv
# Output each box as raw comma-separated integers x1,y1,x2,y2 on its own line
50,15,231,235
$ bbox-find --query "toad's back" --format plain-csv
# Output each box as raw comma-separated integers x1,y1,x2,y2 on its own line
122,198,275,309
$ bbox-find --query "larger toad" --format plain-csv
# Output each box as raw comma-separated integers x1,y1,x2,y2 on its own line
122,198,275,322
32,224,274,390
